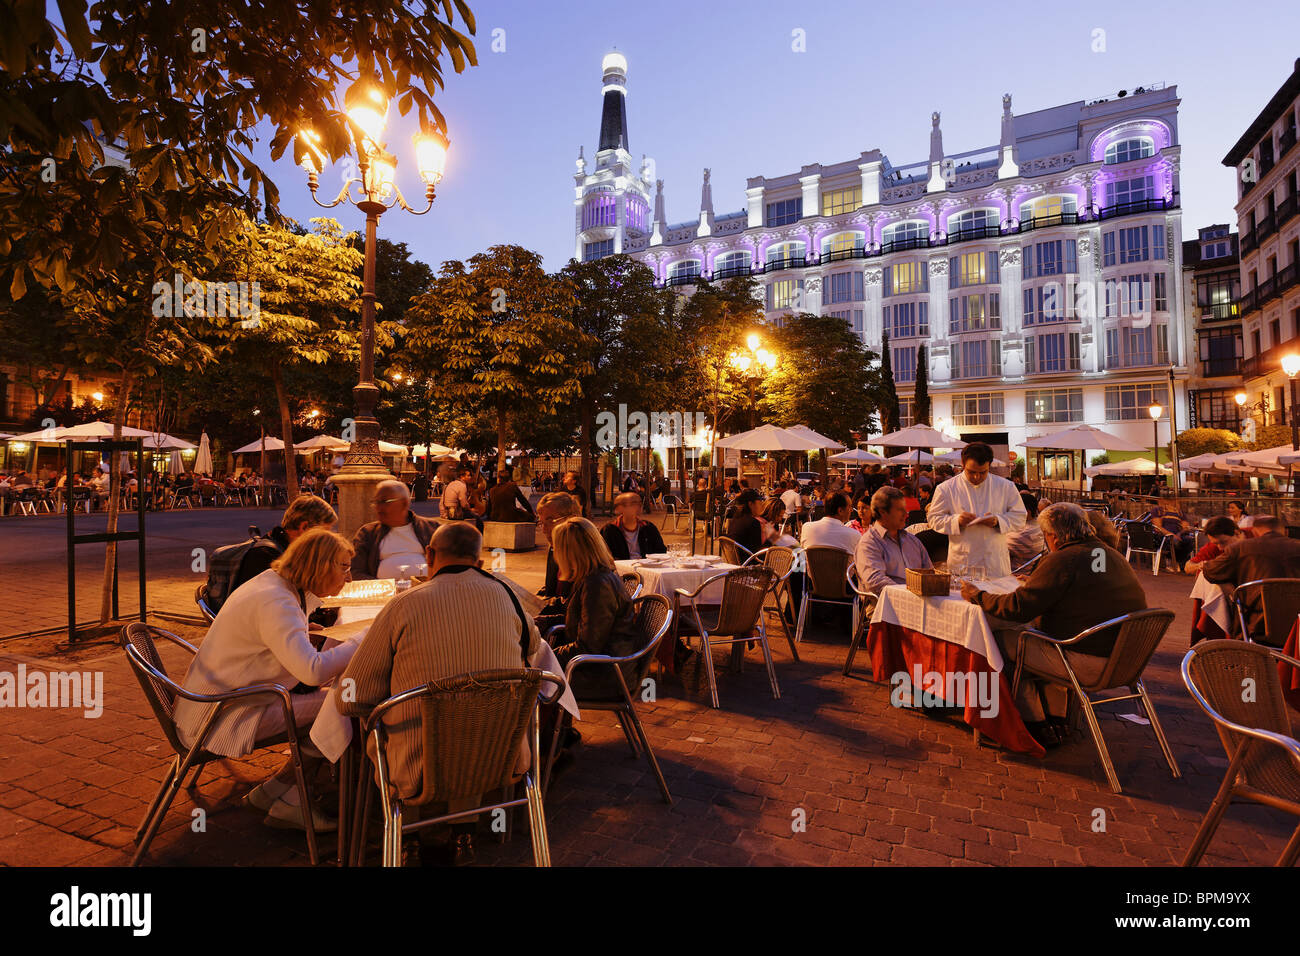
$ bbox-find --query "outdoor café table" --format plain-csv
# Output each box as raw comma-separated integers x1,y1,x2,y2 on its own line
1189,571,1233,644
864,576,1046,758
615,556,738,669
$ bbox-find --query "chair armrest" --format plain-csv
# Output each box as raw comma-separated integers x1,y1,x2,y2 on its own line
544,624,567,643
674,570,729,601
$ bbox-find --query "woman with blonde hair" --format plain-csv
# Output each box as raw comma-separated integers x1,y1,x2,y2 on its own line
173,527,359,831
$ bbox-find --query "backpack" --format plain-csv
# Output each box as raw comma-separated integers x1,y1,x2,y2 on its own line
205,528,282,613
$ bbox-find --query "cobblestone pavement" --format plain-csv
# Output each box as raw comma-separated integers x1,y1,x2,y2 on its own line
0,505,1291,866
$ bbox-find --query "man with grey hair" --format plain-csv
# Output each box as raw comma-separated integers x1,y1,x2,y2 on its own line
855,485,932,593
351,479,440,579
961,502,1146,744
340,520,539,865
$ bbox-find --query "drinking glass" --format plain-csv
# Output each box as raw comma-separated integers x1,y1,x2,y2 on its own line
968,564,987,583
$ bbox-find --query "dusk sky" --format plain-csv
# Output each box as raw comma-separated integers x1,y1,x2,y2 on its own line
257,0,1300,272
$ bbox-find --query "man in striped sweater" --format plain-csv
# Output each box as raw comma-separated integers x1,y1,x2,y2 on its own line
339,521,539,865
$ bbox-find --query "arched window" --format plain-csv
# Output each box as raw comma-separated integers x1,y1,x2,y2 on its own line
766,241,806,267
625,196,650,233
947,208,999,239
1019,195,1078,224
1104,137,1155,165
882,220,929,251
582,191,616,230
667,260,701,286
822,232,865,258
714,251,752,278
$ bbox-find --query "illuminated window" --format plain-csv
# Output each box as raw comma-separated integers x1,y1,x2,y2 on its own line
948,208,998,238
1020,195,1077,223
951,392,1005,426
958,252,986,286
891,261,925,294
767,241,806,265
1025,388,1083,423
1105,383,1168,421
823,232,865,256
769,279,801,310
1104,137,1155,164
822,186,862,217
582,192,617,229
883,221,929,250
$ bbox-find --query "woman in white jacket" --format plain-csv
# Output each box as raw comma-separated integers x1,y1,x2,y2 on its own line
173,528,359,830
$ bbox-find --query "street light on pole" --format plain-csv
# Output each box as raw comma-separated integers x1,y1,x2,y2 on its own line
1283,353,1300,451
298,80,448,536
1148,401,1163,487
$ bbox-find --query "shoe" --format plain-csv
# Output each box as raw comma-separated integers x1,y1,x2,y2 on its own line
1025,721,1064,750
448,833,475,867
243,782,279,813
263,795,338,832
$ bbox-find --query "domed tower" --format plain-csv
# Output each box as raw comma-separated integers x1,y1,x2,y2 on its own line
573,51,654,262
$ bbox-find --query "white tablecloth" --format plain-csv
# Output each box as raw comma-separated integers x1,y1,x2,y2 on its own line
616,558,737,605
309,639,577,763
870,575,1021,672
1190,571,1232,633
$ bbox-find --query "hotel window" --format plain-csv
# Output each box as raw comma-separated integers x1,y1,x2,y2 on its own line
668,259,700,283
827,270,864,304
951,392,1005,426
1025,388,1084,424
1105,383,1169,421
893,347,916,382
822,186,861,217
883,260,927,296
950,293,1000,333
1024,283,1069,326
1105,275,1149,318
891,301,918,339
1125,325,1153,366
948,208,998,239
1156,323,1170,365
823,232,865,257
767,278,803,310
766,241,806,266
897,397,915,428
1154,272,1168,311
1119,226,1148,263
830,308,865,333
1105,176,1155,207
883,220,930,250
950,251,989,287
1105,328,1120,369
583,238,614,262
1103,232,1116,267
1196,389,1239,430
959,340,992,378
1023,239,1077,278
1104,137,1155,164
626,197,650,233
581,192,617,229
1019,195,1077,223
765,198,802,226
714,251,751,277
1199,327,1242,376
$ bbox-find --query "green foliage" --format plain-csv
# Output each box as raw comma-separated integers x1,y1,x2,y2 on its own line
1248,424,1296,452
1175,427,1242,457
879,330,899,433
1090,453,1110,466
913,344,930,425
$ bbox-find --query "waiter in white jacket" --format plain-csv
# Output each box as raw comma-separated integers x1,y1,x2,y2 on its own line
926,442,1026,578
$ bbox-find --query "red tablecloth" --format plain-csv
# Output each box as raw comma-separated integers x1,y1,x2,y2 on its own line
865,620,1046,758
1279,619,1300,713
1190,599,1227,645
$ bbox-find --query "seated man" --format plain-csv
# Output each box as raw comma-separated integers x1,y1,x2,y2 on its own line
485,465,536,524
1203,514,1300,642
600,491,667,560
800,492,862,554
960,502,1146,745
440,465,484,523
855,485,932,593
339,522,539,865
351,479,439,580
778,480,803,525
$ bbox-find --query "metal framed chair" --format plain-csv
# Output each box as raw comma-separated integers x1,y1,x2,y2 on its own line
842,564,879,677
1010,608,1180,794
675,565,778,709
195,583,217,623
795,546,855,645
354,668,565,867
717,535,754,567
1122,520,1171,575
542,594,673,804
743,546,800,662
1181,639,1300,866
119,622,322,866
620,571,643,600
1231,579,1300,648
61,486,93,515
16,487,50,515
660,494,687,532
1012,548,1048,576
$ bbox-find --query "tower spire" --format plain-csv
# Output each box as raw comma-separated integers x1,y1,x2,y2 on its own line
597,51,629,153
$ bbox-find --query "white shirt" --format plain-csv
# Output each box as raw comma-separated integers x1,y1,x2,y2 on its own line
926,472,1026,578
780,488,803,515
441,478,471,516
378,523,425,579
800,515,862,554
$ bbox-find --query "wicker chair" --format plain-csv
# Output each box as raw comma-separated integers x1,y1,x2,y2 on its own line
795,546,855,645
842,564,880,677
620,571,643,600
1011,608,1180,794
743,546,800,662
1181,639,1300,866
195,583,217,623
1123,520,1172,575
119,622,323,865
717,535,754,567
1231,579,1300,648
542,594,674,804
354,668,565,867
675,565,778,709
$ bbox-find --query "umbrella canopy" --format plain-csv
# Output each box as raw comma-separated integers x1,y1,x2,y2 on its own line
934,449,1008,466
829,448,886,464
378,440,409,456
1084,458,1172,477
233,436,286,454
1177,452,1233,472
194,431,213,474
295,434,350,451
1022,424,1149,452
144,433,196,450
786,425,845,451
168,450,184,475
715,425,822,451
885,450,938,465
1281,451,1300,466
1223,445,1296,474
411,442,456,458
866,424,964,448
9,420,154,443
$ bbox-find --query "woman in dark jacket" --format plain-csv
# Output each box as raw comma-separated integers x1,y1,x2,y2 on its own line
725,489,765,558
550,516,643,698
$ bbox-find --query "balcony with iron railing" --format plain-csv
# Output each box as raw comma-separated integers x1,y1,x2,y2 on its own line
1241,228,1258,254
1199,301,1240,321
1278,192,1298,230
1242,332,1300,379
1281,125,1298,158
1258,211,1278,242
1235,260,1300,318
1200,357,1242,378
1095,196,1177,221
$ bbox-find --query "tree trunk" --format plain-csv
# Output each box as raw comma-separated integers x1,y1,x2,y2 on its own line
579,400,594,507
270,359,298,499
99,368,135,625
496,406,509,472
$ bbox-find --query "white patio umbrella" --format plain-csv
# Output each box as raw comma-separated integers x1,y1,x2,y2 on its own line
1223,445,1295,476
715,424,822,451
378,440,409,456
885,449,938,465
1023,424,1151,491
233,436,286,454
295,434,350,451
168,450,184,474
866,424,965,469
9,420,154,442
194,430,213,474
829,448,887,464
144,433,196,450
934,449,1008,466
1084,458,1172,477
1177,452,1234,472
411,442,456,458
786,425,845,451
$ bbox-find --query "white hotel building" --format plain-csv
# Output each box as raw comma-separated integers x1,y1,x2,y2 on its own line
573,53,1189,482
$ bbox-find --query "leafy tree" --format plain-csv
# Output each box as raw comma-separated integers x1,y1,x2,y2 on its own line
913,344,930,425
1175,427,1242,458
879,330,900,433
1248,424,1295,453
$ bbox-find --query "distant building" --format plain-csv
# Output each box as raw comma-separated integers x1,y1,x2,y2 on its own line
1221,57,1300,432
1182,225,1242,431
572,55,1189,482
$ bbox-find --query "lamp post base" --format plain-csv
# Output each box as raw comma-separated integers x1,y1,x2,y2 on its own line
331,470,390,541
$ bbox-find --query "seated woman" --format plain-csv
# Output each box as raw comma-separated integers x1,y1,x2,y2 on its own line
759,498,798,549
725,489,765,558
901,484,922,514
849,493,873,533
549,517,644,700
173,528,359,831
1184,516,1239,575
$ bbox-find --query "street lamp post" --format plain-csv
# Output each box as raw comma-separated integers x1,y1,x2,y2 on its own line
1148,401,1163,489
298,81,448,537
728,334,779,477
1283,354,1300,451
